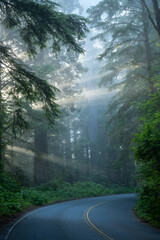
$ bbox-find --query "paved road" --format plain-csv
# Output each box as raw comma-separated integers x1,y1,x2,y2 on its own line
5,194,160,240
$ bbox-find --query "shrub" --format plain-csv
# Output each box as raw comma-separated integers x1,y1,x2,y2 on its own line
133,113,160,227
22,188,51,205
36,179,64,191
0,173,22,215
0,172,135,217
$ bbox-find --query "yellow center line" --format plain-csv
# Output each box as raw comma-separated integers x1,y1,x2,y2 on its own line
84,201,114,240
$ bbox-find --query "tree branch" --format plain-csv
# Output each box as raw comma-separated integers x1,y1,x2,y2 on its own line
140,0,158,32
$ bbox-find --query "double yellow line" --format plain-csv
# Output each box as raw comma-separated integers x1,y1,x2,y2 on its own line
84,201,114,240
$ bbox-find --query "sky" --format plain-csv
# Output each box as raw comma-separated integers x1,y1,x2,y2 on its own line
79,0,100,15
80,0,100,9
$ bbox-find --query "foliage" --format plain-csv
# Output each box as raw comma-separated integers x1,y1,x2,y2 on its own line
133,107,160,227
0,173,22,215
36,179,64,191
12,167,32,187
54,181,134,200
89,170,108,186
0,0,88,55
22,188,51,206
0,173,134,216
87,0,149,185
0,0,88,173
135,164,160,228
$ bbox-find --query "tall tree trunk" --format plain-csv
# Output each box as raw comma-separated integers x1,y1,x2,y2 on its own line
34,51,50,185
0,74,4,173
34,128,49,185
65,120,73,182
141,0,160,38
65,120,72,168
152,0,160,37
142,4,154,92
0,25,5,173
85,145,90,178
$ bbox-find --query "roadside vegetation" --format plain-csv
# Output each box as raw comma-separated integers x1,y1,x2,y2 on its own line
133,92,160,228
0,172,134,217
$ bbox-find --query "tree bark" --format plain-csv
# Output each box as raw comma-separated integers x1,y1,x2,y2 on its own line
64,119,73,182
0,25,4,173
34,128,49,185
152,0,160,37
141,0,160,38
142,3,154,92
0,75,4,173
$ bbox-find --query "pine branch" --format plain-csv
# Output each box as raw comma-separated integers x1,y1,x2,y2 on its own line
0,0,88,55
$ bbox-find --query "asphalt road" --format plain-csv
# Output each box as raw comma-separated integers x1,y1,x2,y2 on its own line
4,194,160,240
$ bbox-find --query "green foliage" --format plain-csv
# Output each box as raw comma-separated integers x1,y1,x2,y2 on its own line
22,188,51,206
133,94,160,227
35,179,64,191
0,173,22,215
0,172,21,192
135,163,160,227
87,0,151,186
89,170,108,186
12,167,32,187
0,0,88,55
134,113,160,164
0,173,134,216
0,187,22,215
0,0,88,172
45,181,134,200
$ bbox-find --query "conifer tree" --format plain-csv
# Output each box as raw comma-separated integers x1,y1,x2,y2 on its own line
87,0,160,185
0,0,88,172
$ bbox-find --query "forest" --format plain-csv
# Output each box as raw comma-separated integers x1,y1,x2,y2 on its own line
0,0,160,230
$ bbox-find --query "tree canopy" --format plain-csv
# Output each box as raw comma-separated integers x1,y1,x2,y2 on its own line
0,0,88,172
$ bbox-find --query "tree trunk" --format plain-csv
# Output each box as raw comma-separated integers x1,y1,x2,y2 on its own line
0,25,4,173
140,0,160,38
64,120,73,182
142,4,154,92
152,0,160,37
0,76,4,173
34,128,49,185
85,145,90,178
65,121,72,168
0,45,5,173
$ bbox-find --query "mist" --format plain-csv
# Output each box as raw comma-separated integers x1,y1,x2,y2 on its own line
1,0,160,229
2,0,135,186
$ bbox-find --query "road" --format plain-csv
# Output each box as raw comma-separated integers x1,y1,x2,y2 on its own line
5,194,160,240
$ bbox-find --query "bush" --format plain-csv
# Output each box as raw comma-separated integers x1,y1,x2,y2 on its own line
36,179,64,191
135,164,160,227
133,113,160,227
89,170,108,186
0,172,134,217
54,181,134,200
0,173,22,215
22,188,52,205
0,172,21,193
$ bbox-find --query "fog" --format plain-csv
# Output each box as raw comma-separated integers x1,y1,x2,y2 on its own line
2,0,156,188
80,0,100,12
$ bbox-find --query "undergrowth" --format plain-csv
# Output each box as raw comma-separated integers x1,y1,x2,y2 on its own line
0,173,134,216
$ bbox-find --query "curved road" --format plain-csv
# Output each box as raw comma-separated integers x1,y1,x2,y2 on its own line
5,194,160,240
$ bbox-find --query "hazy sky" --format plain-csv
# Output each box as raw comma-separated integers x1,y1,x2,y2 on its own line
80,0,100,12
